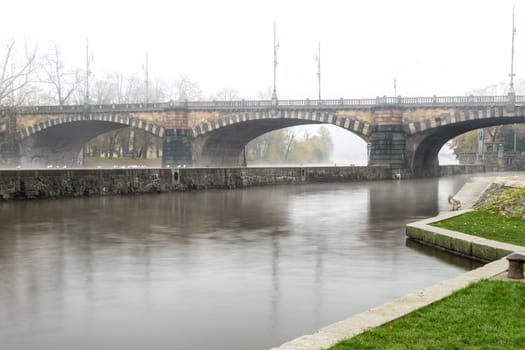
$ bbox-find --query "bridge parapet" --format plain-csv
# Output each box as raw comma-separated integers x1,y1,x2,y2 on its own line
2,95,525,116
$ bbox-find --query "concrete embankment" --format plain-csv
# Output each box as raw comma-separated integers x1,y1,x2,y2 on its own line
0,166,391,200
406,175,525,262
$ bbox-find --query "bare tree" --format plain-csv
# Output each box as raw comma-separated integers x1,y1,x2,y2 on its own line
283,130,296,161
213,87,241,100
168,74,202,101
486,126,501,143
0,40,37,105
39,43,80,105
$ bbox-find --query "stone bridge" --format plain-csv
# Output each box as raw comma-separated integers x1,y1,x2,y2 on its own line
1,94,524,177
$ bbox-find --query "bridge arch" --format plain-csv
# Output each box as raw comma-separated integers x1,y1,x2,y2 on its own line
18,113,165,166
19,113,165,140
189,110,372,166
407,107,525,176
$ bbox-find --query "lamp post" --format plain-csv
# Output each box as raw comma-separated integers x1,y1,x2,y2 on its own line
85,39,91,106
144,52,149,103
316,41,321,101
271,24,279,106
509,5,516,95
508,5,517,152
394,79,397,98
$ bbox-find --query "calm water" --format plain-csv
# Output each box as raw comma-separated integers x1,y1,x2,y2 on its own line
0,176,480,350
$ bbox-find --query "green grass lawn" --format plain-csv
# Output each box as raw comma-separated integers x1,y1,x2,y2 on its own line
431,210,525,247
330,280,525,350
84,156,161,167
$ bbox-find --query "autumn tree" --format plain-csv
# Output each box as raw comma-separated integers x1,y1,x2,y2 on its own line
246,126,334,164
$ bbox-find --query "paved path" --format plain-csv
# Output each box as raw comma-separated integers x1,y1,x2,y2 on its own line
454,176,494,208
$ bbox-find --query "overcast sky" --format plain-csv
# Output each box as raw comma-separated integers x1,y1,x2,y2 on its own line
2,0,521,164
2,0,522,100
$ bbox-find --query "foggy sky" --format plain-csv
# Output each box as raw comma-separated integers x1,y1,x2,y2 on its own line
3,0,522,100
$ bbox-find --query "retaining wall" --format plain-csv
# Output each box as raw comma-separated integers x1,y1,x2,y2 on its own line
0,165,391,200
439,164,486,176
406,215,517,262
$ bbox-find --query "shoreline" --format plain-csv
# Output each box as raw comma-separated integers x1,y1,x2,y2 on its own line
270,174,525,350
0,164,486,201
0,166,390,200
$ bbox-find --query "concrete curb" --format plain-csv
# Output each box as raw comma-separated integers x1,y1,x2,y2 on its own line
270,257,511,350
270,175,525,350
406,215,521,262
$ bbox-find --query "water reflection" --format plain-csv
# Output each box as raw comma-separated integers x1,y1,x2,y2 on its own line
0,175,475,350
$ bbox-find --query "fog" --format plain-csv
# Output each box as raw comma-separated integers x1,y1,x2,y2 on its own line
288,125,457,166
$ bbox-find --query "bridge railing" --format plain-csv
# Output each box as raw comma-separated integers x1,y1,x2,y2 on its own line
2,95,525,114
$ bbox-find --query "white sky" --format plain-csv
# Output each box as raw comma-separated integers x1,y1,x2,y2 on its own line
2,0,522,100
2,0,521,164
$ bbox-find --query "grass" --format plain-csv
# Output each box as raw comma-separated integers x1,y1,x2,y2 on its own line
331,185,525,349
330,280,525,350
84,156,161,167
431,210,525,247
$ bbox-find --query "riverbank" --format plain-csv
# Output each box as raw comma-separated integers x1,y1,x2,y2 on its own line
271,173,525,350
0,166,390,200
0,164,487,201
330,279,525,349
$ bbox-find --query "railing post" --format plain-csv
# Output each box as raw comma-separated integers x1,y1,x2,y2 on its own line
507,91,516,112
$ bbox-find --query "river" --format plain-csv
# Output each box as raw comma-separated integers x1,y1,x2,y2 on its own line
0,175,480,350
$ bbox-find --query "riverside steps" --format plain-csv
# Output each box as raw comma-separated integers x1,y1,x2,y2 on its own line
271,174,525,350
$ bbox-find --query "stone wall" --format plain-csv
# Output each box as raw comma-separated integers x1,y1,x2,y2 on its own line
438,164,486,176
0,166,391,200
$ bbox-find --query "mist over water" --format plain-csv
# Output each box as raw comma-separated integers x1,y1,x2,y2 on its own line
0,176,476,350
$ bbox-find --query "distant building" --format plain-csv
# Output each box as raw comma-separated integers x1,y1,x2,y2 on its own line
458,142,525,171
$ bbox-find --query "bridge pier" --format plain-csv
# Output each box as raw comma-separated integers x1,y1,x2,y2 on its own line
0,114,21,166
162,129,192,167
0,137,20,166
368,107,408,176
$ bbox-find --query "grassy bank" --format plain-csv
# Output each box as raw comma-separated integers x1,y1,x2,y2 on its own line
84,156,161,167
431,210,525,246
330,183,525,349
330,280,525,350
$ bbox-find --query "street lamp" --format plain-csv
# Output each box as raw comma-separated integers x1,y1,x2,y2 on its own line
316,41,321,101
271,24,279,106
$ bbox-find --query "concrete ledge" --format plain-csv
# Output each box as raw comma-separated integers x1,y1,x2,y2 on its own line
406,210,522,262
270,257,511,350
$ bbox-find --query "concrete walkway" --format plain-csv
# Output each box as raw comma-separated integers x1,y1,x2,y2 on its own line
453,176,494,208
270,174,525,350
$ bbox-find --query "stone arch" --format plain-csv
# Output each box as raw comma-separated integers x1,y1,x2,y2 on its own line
19,112,165,140
18,113,165,167
191,110,371,139
190,110,372,166
407,107,525,177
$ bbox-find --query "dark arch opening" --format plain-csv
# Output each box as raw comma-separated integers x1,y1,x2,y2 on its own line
20,121,162,167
